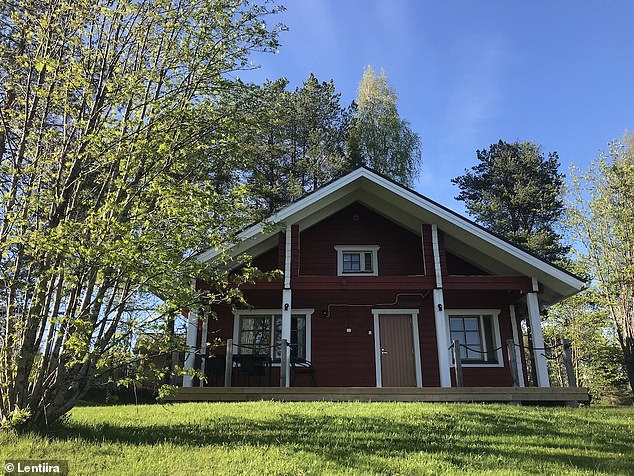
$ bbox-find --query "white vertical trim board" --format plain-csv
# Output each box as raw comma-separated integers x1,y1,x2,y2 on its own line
509,305,526,387
284,224,292,288
431,224,443,288
411,312,423,387
373,312,382,388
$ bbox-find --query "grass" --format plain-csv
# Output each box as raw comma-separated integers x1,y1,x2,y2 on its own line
1,402,633,475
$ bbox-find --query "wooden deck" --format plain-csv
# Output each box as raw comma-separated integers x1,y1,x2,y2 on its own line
168,386,590,404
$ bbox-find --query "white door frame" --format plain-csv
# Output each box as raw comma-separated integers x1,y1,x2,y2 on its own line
372,309,423,388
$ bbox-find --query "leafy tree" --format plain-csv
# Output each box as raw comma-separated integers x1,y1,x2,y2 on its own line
350,66,422,187
452,140,569,262
544,277,630,402
0,0,283,430
568,133,634,398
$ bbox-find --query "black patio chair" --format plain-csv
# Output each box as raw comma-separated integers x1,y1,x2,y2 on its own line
233,354,271,386
204,355,226,387
290,355,317,386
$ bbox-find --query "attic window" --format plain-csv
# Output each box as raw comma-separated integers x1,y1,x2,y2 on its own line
335,245,380,276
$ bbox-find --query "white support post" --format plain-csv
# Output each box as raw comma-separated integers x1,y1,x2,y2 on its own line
509,305,525,387
527,284,550,388
198,316,208,387
183,308,198,388
433,289,451,387
431,224,451,387
281,224,292,387
281,289,292,388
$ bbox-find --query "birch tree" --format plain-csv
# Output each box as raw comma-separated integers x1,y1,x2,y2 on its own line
350,66,421,187
568,133,634,398
0,0,283,430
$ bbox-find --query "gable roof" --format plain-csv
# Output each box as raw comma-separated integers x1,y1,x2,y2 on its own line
198,167,585,305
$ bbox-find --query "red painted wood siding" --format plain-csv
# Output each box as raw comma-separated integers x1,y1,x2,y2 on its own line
203,289,522,387
299,202,425,276
446,251,490,275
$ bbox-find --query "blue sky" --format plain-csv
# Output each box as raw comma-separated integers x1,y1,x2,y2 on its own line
244,0,634,213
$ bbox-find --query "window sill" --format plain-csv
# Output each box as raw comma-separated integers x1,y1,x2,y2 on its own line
451,362,504,368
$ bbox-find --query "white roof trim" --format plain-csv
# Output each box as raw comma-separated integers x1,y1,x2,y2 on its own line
197,168,585,295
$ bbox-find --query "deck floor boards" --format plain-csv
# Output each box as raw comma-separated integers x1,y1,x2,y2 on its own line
168,387,590,404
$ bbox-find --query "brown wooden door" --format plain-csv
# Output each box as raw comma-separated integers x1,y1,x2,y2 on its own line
379,314,417,387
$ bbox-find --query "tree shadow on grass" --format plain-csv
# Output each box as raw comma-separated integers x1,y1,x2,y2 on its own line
48,406,634,474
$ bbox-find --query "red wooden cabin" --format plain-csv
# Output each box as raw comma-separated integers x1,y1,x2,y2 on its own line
183,167,585,390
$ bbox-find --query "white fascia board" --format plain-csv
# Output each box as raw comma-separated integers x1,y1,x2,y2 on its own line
196,169,367,264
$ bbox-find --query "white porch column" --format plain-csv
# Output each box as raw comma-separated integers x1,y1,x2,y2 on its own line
431,224,451,388
509,304,525,387
183,308,198,388
527,278,550,387
198,316,208,387
281,224,293,387
433,289,451,387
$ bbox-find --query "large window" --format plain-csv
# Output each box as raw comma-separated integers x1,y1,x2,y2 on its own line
446,310,502,366
335,245,380,276
234,310,312,362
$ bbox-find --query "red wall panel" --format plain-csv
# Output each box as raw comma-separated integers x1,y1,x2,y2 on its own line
299,202,425,276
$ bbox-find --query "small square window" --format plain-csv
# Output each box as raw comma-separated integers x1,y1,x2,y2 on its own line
335,246,379,276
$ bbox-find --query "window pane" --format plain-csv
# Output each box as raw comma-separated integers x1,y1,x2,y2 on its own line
449,316,484,362
291,315,306,359
239,316,271,355
343,253,361,272
482,315,498,363
464,317,479,331
449,318,464,331
364,252,373,272
273,315,282,360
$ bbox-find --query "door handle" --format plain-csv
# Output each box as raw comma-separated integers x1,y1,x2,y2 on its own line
381,349,388,355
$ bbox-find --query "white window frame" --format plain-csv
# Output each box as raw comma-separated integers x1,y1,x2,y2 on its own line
445,309,503,368
334,245,380,276
232,309,313,366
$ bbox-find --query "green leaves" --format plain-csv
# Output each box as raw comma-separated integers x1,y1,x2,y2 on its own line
0,0,285,429
567,132,634,398
352,65,422,187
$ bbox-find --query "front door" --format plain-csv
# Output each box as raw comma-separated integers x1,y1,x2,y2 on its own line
376,313,418,387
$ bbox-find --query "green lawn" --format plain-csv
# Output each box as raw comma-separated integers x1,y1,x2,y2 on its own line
1,402,633,475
